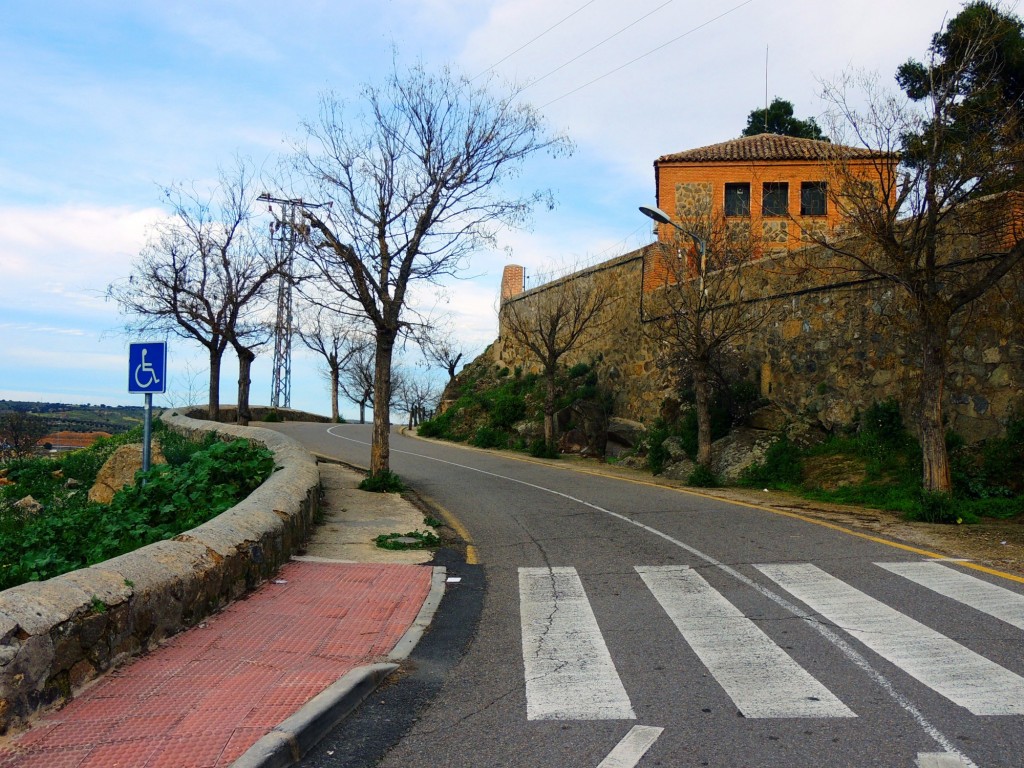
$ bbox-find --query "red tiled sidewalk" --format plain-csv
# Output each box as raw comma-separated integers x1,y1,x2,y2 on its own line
0,561,433,768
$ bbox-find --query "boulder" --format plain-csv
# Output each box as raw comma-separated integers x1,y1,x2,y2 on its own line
607,418,645,449
555,400,608,457
710,428,777,483
747,404,789,431
661,436,690,463
661,458,696,482
14,495,43,515
88,443,167,504
558,428,588,455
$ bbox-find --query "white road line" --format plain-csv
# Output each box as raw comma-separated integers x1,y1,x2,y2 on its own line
597,725,664,768
323,429,979,766
878,561,1024,631
917,753,972,767
519,567,636,721
636,566,854,719
756,563,1024,715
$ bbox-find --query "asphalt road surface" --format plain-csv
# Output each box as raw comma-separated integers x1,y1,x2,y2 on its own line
274,422,1024,768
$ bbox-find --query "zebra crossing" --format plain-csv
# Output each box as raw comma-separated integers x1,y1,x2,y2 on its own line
519,560,1024,722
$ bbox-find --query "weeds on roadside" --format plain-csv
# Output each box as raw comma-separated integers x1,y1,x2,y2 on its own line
359,470,406,493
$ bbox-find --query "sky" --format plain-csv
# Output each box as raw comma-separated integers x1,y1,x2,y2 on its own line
0,0,974,419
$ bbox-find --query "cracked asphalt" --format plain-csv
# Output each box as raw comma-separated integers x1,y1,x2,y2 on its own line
270,422,1024,768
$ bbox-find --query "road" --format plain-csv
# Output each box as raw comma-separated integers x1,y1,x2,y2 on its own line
273,422,1024,768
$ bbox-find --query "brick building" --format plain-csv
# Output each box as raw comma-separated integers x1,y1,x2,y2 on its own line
652,133,887,252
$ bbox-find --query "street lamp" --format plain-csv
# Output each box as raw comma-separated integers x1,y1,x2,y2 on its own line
639,204,707,294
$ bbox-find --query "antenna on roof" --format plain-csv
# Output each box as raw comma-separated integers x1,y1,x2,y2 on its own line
764,45,769,133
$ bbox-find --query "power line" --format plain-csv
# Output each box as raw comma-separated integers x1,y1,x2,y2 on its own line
520,0,676,93
473,0,600,81
539,0,756,108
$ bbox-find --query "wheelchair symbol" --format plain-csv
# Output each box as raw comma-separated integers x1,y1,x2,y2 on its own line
134,348,161,389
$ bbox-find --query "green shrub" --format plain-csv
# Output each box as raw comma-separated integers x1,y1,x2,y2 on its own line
687,464,719,488
0,437,275,590
567,362,591,378
471,426,507,449
739,435,803,488
860,399,908,448
262,409,282,422
489,390,526,430
904,491,978,525
528,439,559,459
359,470,406,493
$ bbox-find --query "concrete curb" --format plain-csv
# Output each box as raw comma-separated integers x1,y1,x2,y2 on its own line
389,566,448,662
230,663,398,768
230,565,449,768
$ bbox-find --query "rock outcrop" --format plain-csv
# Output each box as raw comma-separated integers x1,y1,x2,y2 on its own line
88,443,167,504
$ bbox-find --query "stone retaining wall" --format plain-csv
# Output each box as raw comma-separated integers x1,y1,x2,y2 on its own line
0,412,320,734
496,237,1024,442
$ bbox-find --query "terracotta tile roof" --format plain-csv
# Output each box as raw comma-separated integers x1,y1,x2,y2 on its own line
657,133,883,163
37,430,112,449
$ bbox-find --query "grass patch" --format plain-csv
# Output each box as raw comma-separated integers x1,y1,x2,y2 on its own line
374,530,440,550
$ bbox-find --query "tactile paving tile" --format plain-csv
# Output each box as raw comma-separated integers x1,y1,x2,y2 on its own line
2,561,432,767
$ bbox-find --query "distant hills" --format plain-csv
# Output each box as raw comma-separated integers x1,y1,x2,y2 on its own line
0,400,145,434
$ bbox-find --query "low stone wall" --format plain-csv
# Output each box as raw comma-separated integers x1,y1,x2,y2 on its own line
0,412,321,734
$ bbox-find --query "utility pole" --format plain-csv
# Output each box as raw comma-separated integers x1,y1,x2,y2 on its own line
258,193,328,410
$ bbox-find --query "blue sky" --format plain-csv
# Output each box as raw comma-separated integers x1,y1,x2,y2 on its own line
0,0,967,418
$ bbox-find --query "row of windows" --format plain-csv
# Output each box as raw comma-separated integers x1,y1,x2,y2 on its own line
723,181,827,217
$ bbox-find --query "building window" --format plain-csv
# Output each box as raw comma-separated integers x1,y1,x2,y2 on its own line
724,183,750,217
801,181,827,216
762,182,789,217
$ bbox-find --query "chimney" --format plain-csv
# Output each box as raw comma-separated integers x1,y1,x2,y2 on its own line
501,264,525,301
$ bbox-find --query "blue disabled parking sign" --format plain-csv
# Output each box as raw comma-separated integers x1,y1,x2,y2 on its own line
128,342,167,394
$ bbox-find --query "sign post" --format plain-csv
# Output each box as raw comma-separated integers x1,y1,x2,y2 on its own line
128,342,167,473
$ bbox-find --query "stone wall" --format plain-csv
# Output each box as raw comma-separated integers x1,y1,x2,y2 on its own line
0,412,320,733
496,239,1024,442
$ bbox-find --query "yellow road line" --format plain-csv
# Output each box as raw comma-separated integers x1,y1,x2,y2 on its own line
419,491,478,565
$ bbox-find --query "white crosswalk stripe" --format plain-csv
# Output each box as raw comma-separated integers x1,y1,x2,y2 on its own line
756,562,1024,715
877,561,1024,631
519,567,636,721
636,565,854,719
519,562,1024,725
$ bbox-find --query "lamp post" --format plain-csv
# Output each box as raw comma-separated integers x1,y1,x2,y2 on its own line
639,204,707,295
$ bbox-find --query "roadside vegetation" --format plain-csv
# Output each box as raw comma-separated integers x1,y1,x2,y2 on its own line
417,357,608,459
420,360,1022,525
0,423,275,590
736,400,1024,524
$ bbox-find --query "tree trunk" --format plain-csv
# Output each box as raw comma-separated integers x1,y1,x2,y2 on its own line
919,324,952,493
235,346,255,426
207,347,222,422
330,366,340,422
694,361,713,468
370,331,396,476
543,367,557,446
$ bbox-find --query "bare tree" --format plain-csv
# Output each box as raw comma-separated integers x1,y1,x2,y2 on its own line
291,63,570,477
297,304,370,422
0,411,48,462
501,268,613,446
817,10,1024,493
339,343,376,424
419,327,472,384
645,210,778,469
396,374,442,427
108,161,285,422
